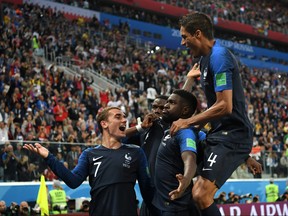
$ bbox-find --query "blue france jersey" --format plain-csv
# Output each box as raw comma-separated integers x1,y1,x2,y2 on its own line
45,144,154,216
153,127,202,211
200,41,253,144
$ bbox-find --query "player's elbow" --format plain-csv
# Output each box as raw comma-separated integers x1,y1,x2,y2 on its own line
219,100,233,115
225,102,233,115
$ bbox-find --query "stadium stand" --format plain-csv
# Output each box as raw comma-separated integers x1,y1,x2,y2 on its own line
0,1,287,212
0,0,287,178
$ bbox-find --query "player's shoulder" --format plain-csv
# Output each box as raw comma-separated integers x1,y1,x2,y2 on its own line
177,127,197,136
212,42,228,55
122,143,141,149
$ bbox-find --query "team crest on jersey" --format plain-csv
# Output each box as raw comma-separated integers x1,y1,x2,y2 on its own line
162,134,171,146
123,153,132,168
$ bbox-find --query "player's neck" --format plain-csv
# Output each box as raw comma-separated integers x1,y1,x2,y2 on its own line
101,137,122,149
202,39,215,56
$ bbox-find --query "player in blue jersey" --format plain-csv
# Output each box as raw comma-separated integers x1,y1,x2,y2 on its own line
24,107,156,216
153,89,205,216
125,95,169,216
169,12,255,216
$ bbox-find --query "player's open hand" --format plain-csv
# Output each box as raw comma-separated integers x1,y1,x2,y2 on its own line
170,118,190,136
23,143,49,158
169,174,187,200
187,63,201,79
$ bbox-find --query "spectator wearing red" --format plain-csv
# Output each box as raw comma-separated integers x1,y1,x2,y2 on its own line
99,89,110,105
53,98,68,125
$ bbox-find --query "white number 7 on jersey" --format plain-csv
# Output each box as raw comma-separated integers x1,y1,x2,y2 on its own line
94,162,102,177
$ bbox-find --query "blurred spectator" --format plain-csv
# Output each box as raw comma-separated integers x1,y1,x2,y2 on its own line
8,202,19,215
16,155,30,181
78,200,89,213
53,99,68,125
276,191,288,202
2,144,19,182
0,146,4,182
44,166,58,181
35,109,49,129
146,85,157,110
27,163,40,181
266,151,279,177
35,95,48,113
252,195,260,203
49,180,68,215
279,151,288,177
0,200,9,215
21,114,36,139
12,102,25,125
66,145,80,170
214,192,226,204
231,194,241,204
13,123,25,143
265,178,280,202
18,201,30,216
231,163,254,179
68,101,80,128
225,192,234,204
0,120,9,144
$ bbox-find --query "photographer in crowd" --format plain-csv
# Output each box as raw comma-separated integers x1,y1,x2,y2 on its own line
78,200,89,213
18,201,30,216
0,200,9,215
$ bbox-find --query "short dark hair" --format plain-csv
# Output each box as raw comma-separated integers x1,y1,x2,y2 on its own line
96,107,121,134
172,89,198,116
179,12,214,40
156,95,169,101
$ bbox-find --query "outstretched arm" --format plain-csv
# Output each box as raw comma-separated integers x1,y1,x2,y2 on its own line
23,143,88,188
169,151,197,200
23,143,49,158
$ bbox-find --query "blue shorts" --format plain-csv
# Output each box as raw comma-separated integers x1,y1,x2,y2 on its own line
197,139,252,188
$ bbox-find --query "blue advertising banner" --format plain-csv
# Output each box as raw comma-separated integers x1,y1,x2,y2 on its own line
0,179,286,205
100,13,288,72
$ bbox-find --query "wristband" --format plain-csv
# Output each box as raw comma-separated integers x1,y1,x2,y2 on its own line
136,124,144,133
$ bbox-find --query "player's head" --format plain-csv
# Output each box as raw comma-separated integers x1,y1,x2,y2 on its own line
96,107,127,138
179,12,214,40
162,89,198,123
179,12,214,57
151,95,169,118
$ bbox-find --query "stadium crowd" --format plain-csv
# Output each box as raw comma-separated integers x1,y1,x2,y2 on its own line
0,0,287,184
51,0,288,35
153,0,288,35
59,0,287,57
51,0,288,50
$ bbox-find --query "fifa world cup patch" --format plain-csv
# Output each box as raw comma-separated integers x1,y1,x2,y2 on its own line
186,138,196,149
216,72,227,87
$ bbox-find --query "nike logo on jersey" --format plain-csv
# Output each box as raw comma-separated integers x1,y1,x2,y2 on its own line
93,156,103,161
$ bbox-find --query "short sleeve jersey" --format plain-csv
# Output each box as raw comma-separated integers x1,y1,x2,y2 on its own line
200,41,253,144
153,127,201,211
